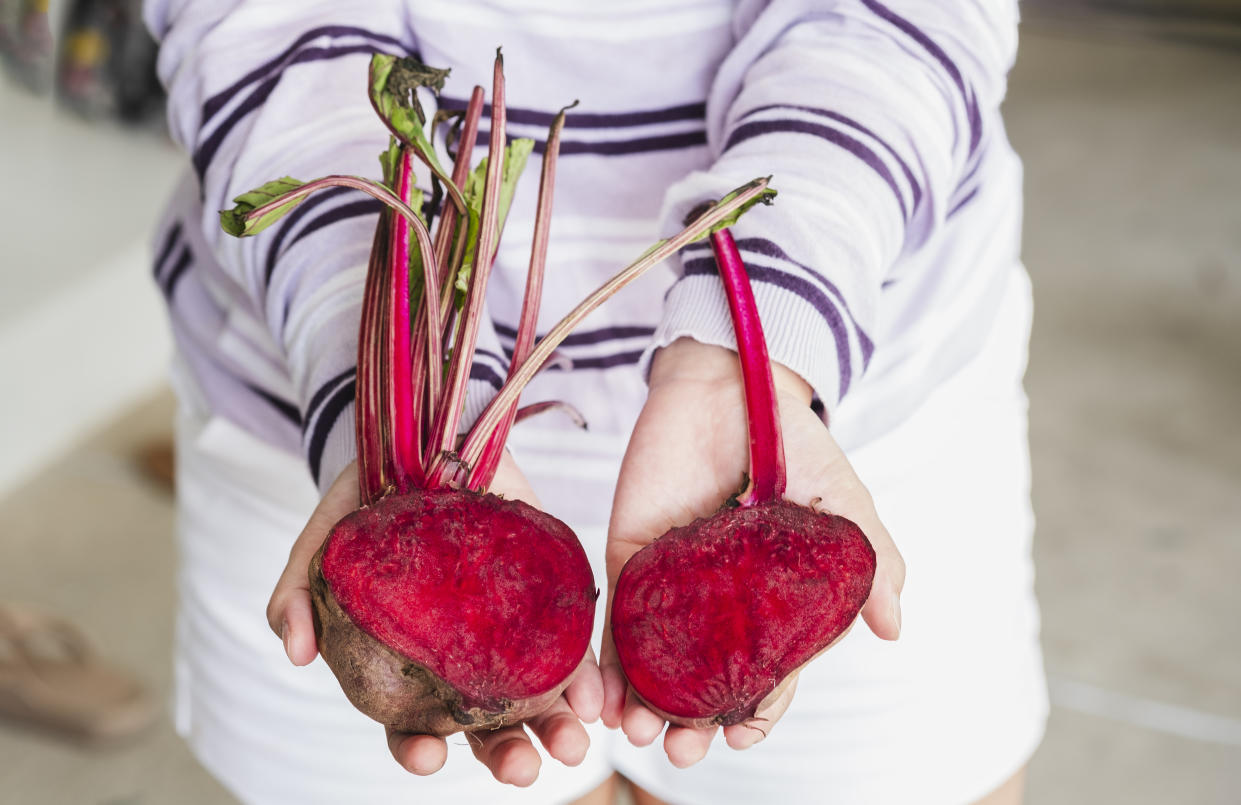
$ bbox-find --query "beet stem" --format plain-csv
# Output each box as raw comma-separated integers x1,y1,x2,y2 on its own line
513,400,588,430
433,86,484,280
709,228,786,506
469,104,572,489
411,86,484,452
386,149,418,491
426,53,507,486
456,178,773,470
356,217,390,504
240,175,426,237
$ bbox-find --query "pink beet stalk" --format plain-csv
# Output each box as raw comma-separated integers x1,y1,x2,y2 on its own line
410,85,482,446
709,228,786,506
433,85,484,304
469,104,571,490
234,175,424,233
514,400,587,430
386,148,417,490
356,218,390,504
426,53,508,484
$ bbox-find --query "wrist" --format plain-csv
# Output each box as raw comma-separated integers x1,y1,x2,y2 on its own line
648,337,813,407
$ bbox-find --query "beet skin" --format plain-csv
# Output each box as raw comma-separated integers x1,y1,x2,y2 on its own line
611,499,875,727
310,488,596,735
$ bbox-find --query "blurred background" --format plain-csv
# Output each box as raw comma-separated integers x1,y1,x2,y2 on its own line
1,0,1239,802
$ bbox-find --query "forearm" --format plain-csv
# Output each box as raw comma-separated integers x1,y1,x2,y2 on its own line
651,0,1020,416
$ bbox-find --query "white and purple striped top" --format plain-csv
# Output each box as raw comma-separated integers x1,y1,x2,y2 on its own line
145,0,1025,493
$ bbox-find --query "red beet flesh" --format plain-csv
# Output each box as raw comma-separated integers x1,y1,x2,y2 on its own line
611,499,876,727
311,488,596,733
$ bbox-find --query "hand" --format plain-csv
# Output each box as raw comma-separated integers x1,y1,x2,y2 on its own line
266,456,604,787
600,338,905,766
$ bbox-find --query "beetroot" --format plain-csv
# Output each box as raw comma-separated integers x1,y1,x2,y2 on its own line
222,52,774,735
610,229,877,728
311,490,594,733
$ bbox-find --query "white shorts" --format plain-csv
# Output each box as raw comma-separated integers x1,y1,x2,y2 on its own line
171,268,1046,804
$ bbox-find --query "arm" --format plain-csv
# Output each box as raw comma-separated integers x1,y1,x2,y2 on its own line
148,1,597,783
606,0,1018,765
650,0,1019,413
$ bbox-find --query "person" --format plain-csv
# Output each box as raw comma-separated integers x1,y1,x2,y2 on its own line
146,0,1047,802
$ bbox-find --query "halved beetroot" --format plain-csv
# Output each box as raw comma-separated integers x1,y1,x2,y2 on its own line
310,489,595,734
610,228,877,728
612,499,874,727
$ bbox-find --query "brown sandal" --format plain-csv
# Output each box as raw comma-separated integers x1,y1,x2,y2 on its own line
0,604,157,746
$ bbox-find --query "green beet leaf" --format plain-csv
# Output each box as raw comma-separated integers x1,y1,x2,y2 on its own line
454,138,535,300
219,177,307,237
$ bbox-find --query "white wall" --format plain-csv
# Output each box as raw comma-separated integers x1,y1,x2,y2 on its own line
0,74,183,496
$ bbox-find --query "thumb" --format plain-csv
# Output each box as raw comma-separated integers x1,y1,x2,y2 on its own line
858,519,905,641
266,462,359,666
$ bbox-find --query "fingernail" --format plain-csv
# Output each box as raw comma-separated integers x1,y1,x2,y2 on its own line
890,596,902,638
281,619,293,661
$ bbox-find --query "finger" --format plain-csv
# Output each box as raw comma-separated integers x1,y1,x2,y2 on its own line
859,521,905,641
467,725,542,787
266,463,359,636
723,674,799,750
386,729,448,776
600,524,649,731
277,591,318,666
605,550,667,746
526,695,591,767
490,450,543,509
597,625,630,729
663,724,718,768
621,688,665,747
563,648,604,724
599,656,629,730
265,464,359,664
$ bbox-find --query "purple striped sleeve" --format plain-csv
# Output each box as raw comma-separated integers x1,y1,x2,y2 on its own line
193,44,384,182
860,0,982,154
201,26,410,124
306,378,356,486
680,255,857,395
437,98,706,130
159,245,194,300
682,237,875,366
470,128,707,157
736,104,922,208
723,118,909,223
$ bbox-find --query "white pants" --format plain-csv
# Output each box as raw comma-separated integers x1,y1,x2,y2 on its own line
171,268,1046,804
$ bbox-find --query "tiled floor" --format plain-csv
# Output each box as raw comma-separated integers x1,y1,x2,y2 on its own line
1,20,1239,805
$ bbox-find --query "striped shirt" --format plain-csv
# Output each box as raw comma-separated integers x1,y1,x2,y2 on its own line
146,0,1024,493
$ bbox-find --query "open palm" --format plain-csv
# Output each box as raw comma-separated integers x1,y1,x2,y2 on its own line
600,339,905,767
266,455,603,787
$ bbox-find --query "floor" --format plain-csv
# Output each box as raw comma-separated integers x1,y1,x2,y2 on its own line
1,20,1239,805
1008,21,1241,804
